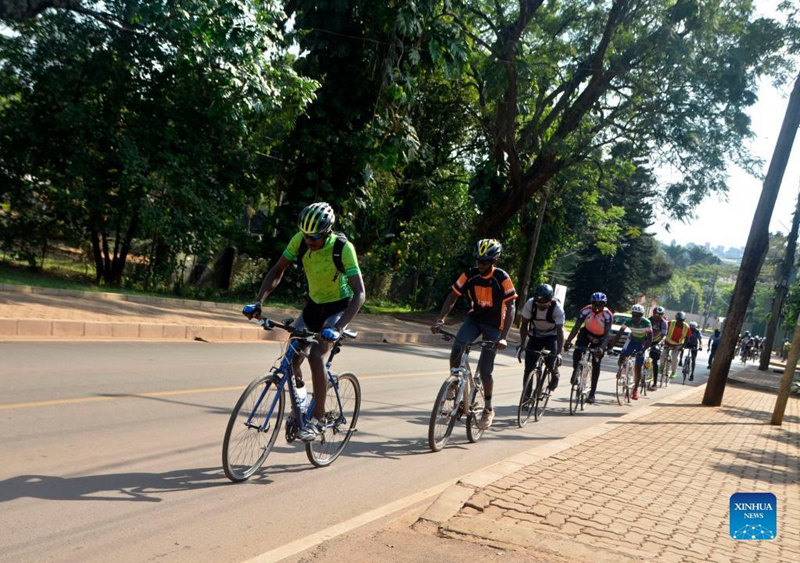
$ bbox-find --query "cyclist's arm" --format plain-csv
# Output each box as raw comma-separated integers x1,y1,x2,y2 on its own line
435,290,459,324
556,325,564,355
564,318,584,347
500,300,516,342
257,255,293,302
607,328,623,350
335,273,366,331
519,318,530,350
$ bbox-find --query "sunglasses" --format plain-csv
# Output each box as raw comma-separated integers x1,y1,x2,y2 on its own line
303,232,327,241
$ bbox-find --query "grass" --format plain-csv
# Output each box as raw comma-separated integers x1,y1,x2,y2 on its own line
0,258,428,317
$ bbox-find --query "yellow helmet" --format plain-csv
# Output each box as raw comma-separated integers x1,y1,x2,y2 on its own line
475,239,502,260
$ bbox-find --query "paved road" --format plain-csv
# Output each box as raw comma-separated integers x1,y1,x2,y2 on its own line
0,341,713,562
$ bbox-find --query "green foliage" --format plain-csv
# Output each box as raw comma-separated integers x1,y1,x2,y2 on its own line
0,1,315,287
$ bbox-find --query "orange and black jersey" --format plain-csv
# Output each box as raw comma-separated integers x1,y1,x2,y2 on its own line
452,266,517,329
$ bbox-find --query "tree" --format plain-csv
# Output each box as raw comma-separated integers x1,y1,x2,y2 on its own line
705,70,800,407
0,1,315,285
435,1,796,237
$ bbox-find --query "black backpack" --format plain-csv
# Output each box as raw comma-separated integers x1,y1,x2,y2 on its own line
297,232,348,276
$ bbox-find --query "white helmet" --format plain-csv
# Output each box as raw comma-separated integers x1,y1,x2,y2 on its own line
631,304,645,315
689,321,698,329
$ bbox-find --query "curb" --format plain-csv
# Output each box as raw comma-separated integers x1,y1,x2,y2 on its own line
417,383,707,530
0,317,443,345
1,283,443,344
0,282,236,310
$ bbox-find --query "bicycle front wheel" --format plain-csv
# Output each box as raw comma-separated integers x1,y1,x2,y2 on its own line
682,359,690,384
517,375,536,427
306,372,361,467
428,376,459,452
222,375,284,482
466,382,486,443
533,371,551,422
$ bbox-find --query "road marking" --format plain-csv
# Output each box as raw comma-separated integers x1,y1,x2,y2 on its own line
243,479,458,563
0,366,519,410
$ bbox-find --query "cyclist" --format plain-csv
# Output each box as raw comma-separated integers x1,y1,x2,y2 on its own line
739,331,753,362
564,291,613,404
663,311,691,378
518,283,565,393
782,338,791,361
608,304,652,400
247,202,365,442
707,328,722,368
684,321,703,380
431,239,517,430
647,306,668,390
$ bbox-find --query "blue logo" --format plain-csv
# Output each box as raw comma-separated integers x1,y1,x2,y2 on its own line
730,493,777,540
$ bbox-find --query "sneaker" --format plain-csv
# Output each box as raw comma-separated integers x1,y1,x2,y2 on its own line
586,394,595,404
570,372,578,385
297,417,324,442
670,371,676,379
548,374,559,391
689,376,694,381
476,408,494,430
647,385,657,391
631,390,639,400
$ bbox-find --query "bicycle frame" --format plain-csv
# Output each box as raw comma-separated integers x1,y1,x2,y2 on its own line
246,327,348,434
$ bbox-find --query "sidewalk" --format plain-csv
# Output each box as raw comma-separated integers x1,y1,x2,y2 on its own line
290,367,799,563
0,284,440,344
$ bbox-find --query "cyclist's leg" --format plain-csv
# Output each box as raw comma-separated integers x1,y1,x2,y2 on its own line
476,322,502,411
453,317,481,369
534,335,559,390
573,329,590,385
632,346,645,398
589,346,603,401
298,300,347,440
670,346,680,377
649,346,661,388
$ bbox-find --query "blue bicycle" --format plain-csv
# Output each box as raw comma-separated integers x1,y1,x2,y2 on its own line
222,313,361,481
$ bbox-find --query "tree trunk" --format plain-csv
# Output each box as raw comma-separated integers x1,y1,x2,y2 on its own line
760,188,800,370
704,71,800,406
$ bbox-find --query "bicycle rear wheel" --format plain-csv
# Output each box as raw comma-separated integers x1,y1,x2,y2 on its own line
517,374,536,427
533,370,551,421
306,373,361,467
615,366,626,406
428,375,459,452
682,358,690,384
222,374,284,482
661,357,671,388
466,381,486,443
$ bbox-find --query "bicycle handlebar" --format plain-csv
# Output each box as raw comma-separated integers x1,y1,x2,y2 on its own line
247,315,358,341
435,328,497,348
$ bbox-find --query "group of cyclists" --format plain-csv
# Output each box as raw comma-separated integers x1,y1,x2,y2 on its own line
737,331,765,363
246,201,712,440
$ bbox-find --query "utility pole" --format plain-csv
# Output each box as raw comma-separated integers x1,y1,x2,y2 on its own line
704,70,800,407
518,186,549,306
760,187,800,370
702,272,718,330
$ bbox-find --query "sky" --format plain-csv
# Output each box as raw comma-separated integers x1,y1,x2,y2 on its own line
654,3,800,251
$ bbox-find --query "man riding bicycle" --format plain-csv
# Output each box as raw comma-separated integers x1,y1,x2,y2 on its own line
608,304,652,400
564,291,613,404
518,283,565,393
664,311,691,378
684,322,703,381
431,239,517,430
247,202,365,442
647,306,668,390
